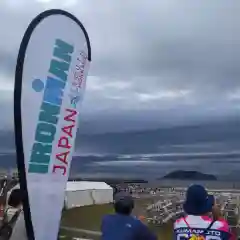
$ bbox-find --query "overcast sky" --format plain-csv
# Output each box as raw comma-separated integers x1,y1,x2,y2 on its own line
0,0,239,133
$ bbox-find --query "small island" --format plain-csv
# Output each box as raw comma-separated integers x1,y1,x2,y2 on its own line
161,170,217,181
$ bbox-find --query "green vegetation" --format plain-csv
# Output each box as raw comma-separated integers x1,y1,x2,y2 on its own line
60,203,174,240
61,203,114,231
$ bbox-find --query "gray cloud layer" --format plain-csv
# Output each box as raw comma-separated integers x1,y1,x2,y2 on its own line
0,0,239,132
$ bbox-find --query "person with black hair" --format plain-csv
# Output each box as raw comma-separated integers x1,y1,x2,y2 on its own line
5,189,22,222
101,192,156,240
3,188,27,240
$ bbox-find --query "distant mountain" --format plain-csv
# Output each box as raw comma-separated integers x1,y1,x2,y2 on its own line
162,170,217,181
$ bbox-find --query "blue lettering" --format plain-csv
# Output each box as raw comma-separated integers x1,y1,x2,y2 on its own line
29,39,74,174
54,39,74,63
49,59,69,82
43,77,65,106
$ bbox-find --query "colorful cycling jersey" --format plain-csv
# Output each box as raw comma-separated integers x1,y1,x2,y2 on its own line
174,215,233,240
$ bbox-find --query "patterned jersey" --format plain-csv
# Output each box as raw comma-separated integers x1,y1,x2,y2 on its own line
174,215,234,240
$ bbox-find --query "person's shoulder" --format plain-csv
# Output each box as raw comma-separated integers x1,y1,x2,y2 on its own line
11,209,23,224
174,217,185,229
9,210,27,240
132,217,143,224
131,217,147,229
6,207,18,218
102,214,115,222
6,207,17,213
133,218,157,239
212,218,230,232
217,217,229,224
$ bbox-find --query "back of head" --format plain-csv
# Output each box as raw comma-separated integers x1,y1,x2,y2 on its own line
114,192,134,215
183,184,214,216
8,189,23,208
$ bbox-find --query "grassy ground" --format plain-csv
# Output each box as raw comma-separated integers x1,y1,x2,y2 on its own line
61,203,114,231
60,202,174,240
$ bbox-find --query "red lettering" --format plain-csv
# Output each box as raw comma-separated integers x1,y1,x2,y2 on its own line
52,165,66,175
76,65,81,71
58,136,71,149
56,151,70,165
52,109,78,176
73,72,84,88
62,125,75,138
74,72,80,80
64,109,77,123
79,51,87,59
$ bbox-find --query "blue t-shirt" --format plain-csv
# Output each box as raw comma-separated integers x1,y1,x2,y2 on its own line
101,214,157,240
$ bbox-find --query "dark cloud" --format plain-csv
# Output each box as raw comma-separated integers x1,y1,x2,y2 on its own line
0,0,239,132
0,51,17,75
